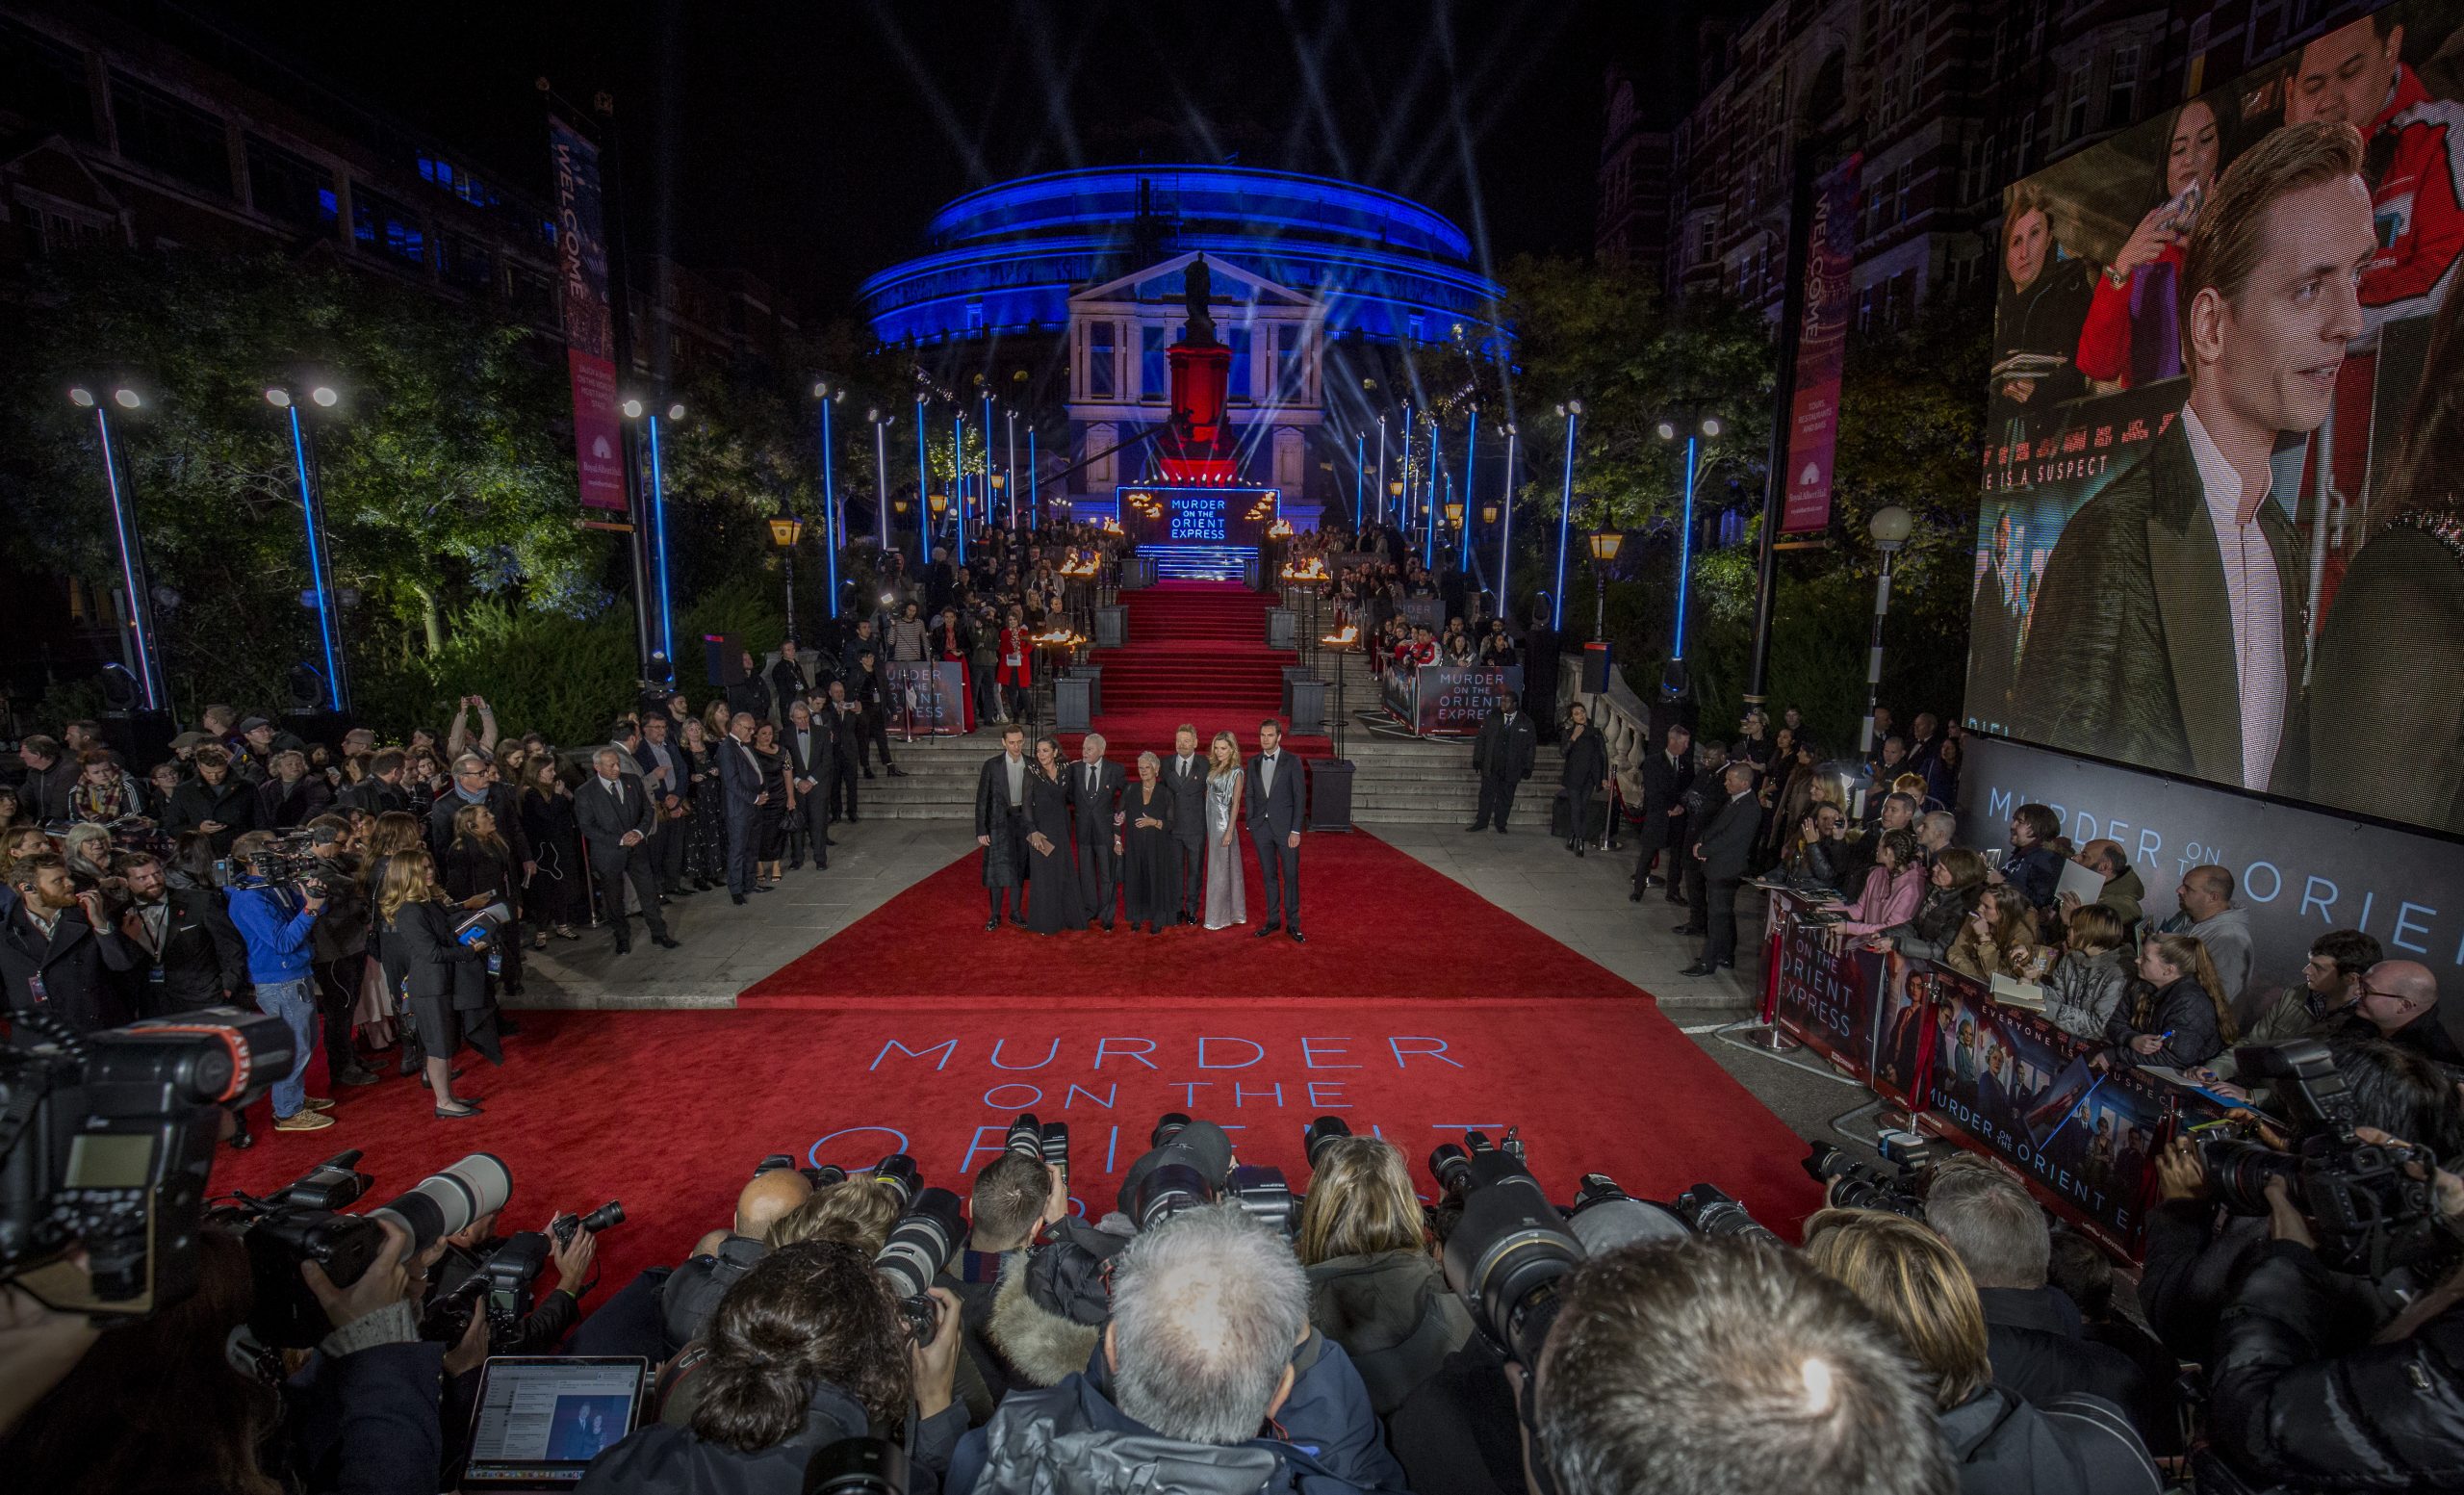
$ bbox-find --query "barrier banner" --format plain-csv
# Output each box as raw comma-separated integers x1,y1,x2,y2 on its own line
886,661,969,735
1920,967,2172,1258
1385,664,1521,736
1765,895,1886,1080
549,116,625,512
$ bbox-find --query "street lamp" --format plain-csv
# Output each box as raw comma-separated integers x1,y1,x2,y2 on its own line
1497,422,1518,623
1657,413,1723,693
266,381,349,713
1552,400,1583,632
769,515,805,637
619,397,681,669
990,471,1008,533
69,382,167,711
1586,527,1624,643
814,381,845,619
1861,504,1914,758
870,407,895,553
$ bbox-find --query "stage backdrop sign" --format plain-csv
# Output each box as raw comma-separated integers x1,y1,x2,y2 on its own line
549,116,625,512
1781,151,1861,534
1959,735,2464,995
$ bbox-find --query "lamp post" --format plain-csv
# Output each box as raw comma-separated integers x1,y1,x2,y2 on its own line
1861,504,1914,758
1655,414,1724,689
990,472,1008,535
912,394,930,566
1586,528,1624,642
1374,415,1388,523
871,408,893,553
619,396,683,671
1399,401,1414,534
814,381,843,620
1027,425,1040,528
1422,415,1441,571
266,382,349,713
952,410,968,563
1352,428,1366,532
1552,400,1582,632
769,515,805,638
1004,404,1019,529
1497,422,1517,624
1458,412,1476,572
69,383,167,712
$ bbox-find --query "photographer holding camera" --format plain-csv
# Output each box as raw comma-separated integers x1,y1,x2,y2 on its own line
651,1165,817,1357
304,816,379,1089
948,1147,1071,1408
225,830,331,1132
3,851,137,1038
424,1200,601,1355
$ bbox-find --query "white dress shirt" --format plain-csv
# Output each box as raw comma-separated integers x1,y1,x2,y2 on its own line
2180,405,2287,790
1260,750,1278,796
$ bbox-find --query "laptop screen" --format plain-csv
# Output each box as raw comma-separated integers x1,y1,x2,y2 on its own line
466,1356,645,1484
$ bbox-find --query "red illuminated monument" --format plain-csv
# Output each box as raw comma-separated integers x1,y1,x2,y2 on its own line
1159,255,1238,486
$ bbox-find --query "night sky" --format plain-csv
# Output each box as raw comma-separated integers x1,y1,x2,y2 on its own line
192,0,1735,324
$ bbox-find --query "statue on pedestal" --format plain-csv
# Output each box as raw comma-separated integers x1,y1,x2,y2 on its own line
1182,255,1217,347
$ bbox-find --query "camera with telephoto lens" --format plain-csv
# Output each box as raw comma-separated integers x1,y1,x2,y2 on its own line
0,1007,294,1319
215,1151,513,1347
2200,1039,2449,1278
1803,1142,1930,1220
554,1200,625,1248
806,1435,911,1495
1302,1115,1353,1169
875,1185,964,1343
1564,1173,1778,1250
1004,1113,1070,1177
217,831,331,897
424,1229,552,1351
1126,1115,1296,1234
756,1154,849,1189
1427,1128,1582,1369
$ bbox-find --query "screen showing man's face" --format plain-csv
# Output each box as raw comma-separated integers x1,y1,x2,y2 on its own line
2285,20,2402,128
2204,175,2374,437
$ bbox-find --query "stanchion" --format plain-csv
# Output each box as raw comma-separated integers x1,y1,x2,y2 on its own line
1745,892,1802,1052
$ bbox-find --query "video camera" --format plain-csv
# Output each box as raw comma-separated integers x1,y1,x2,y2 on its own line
1425,1126,1773,1369
216,830,332,897
0,1007,294,1319
212,1150,513,1347
1803,1141,1930,1220
1126,1113,1293,1235
2200,1038,2449,1278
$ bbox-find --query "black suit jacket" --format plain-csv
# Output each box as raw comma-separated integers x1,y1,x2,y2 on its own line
1473,710,1537,782
2,904,137,1033
425,785,531,865
782,723,834,790
132,888,246,1010
1245,751,1306,841
1695,791,1763,882
2012,421,2307,789
573,773,656,866
716,735,764,813
341,778,409,817
1637,748,1695,815
1065,759,1127,842
1159,752,1209,846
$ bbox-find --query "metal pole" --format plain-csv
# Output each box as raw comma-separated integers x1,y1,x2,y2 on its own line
645,412,675,664
1498,425,1516,624
874,415,891,552
1861,546,1899,758
93,406,166,711
1006,407,1018,529
1423,418,1440,571
982,392,995,537
1746,137,1817,709
1458,415,1476,572
1399,403,1413,538
1352,429,1365,532
1675,436,1699,662
285,405,347,711
1374,418,1387,524
913,399,930,567
1028,425,1039,528
1595,562,1607,643
820,395,840,620
783,541,797,641
953,411,968,564
1553,404,1579,632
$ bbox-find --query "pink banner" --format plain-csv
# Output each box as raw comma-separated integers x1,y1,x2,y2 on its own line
568,348,626,511
1781,153,1861,534
550,116,623,510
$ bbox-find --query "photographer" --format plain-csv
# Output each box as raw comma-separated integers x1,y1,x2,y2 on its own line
425,1204,599,1354
2200,1133,2464,1494
305,816,378,1088
579,1241,962,1495
225,830,330,1132
948,1150,1070,1408
952,1204,1405,1495
3,852,137,1036
1296,1133,1473,1416
653,1167,816,1357
0,1222,445,1495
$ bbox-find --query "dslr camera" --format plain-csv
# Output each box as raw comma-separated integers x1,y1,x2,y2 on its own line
424,1200,622,1352
1803,1142,1930,1220
2200,1038,2449,1278
1128,1114,1294,1235
1,1007,294,1319
866,1155,962,1344
1005,1112,1070,1178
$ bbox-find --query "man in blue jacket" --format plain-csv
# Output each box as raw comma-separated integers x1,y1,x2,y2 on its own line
224,830,332,1132
950,1204,1406,1495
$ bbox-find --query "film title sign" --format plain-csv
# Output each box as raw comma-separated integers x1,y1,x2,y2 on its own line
886,662,968,733
1416,665,1521,735
1169,496,1228,542
1765,895,1884,1077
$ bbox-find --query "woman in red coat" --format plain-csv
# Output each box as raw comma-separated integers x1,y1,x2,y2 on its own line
934,608,977,734
996,605,1034,725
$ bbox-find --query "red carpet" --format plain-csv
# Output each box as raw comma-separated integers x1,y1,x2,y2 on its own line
740,833,1626,1005
1083,581,1330,760
213,1002,1824,1299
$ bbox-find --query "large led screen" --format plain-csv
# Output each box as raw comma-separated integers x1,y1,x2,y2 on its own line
1967,1,2464,838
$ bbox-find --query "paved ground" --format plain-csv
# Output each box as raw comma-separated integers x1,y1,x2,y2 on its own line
503,815,1877,1158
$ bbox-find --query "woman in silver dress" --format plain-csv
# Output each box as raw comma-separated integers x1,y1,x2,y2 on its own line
1202,730,1247,930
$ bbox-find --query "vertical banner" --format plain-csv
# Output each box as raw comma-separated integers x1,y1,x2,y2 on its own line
550,116,626,512
1781,152,1861,534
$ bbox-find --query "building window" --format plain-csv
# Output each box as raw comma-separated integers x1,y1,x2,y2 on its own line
351,184,426,266
510,263,556,326
1275,323,1303,401
1,17,96,140
1895,162,1912,225
1086,321,1116,399
2250,0,2284,60
1407,313,1425,342
965,301,986,333
441,235,495,293
1227,326,1252,403
416,154,501,210
2062,64,2092,142
2107,46,2141,128
245,136,335,230
109,72,232,196
1140,323,1168,402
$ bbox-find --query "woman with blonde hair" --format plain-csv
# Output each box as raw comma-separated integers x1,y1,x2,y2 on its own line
1200,730,1246,931
1804,1205,2159,1489
374,849,489,1116
1296,1133,1471,1415
2111,931,2234,1069
765,1178,904,1255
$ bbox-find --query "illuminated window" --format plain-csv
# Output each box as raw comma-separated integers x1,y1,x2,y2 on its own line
965,301,986,332
352,185,427,266
1087,321,1116,399
1141,324,1168,402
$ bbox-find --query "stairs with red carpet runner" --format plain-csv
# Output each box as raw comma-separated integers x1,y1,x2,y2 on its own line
1086,580,1331,760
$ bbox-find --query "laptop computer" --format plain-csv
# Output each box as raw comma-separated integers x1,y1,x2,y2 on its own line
464,1355,647,1487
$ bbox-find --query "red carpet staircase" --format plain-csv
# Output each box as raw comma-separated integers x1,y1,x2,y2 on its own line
1080,580,1332,760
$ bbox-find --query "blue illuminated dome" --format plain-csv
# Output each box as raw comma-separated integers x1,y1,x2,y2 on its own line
860,165,1506,348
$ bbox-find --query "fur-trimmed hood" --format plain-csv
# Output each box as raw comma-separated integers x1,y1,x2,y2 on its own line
988,1250,1104,1388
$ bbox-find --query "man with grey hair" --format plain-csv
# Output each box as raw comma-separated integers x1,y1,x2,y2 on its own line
951,1204,1401,1493
574,747,677,954
1915,810,1957,863
1924,1158,2157,1441
424,751,532,877
1068,732,1126,931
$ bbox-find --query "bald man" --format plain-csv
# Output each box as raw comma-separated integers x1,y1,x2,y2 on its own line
659,1166,817,1355
2356,960,2464,1067
2057,838,2145,931
2163,865,2257,1028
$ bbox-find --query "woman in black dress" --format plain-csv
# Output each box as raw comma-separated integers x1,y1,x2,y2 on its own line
439,801,522,1004
373,848,489,1118
1119,750,1179,934
1023,735,1086,936
517,757,585,945
752,720,791,888
679,717,726,889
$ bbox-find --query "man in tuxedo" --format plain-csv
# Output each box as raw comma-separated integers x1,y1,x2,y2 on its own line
1068,733,1127,930
782,700,833,872
1159,724,1209,927
1467,690,1537,834
975,724,1031,930
1629,723,1695,903
637,712,692,894
823,682,866,821
1670,740,1730,936
2,853,137,1038
1245,719,1306,942
716,713,769,905
341,749,411,818
116,852,245,1017
574,749,679,954
846,648,906,778
1682,761,1763,978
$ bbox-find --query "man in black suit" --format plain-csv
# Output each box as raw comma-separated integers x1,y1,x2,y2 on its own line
782,700,833,872
1245,719,1306,942
637,712,692,894
1067,734,1128,930
1159,724,1210,927
574,749,679,954
823,683,865,821
1467,690,1537,833
116,851,245,1017
425,755,535,876
3,853,137,1038
1629,723,1695,903
340,749,411,818
716,712,768,905
975,724,1031,930
1683,761,1763,977
768,640,814,727
14,735,77,824
845,649,905,778
724,648,773,726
